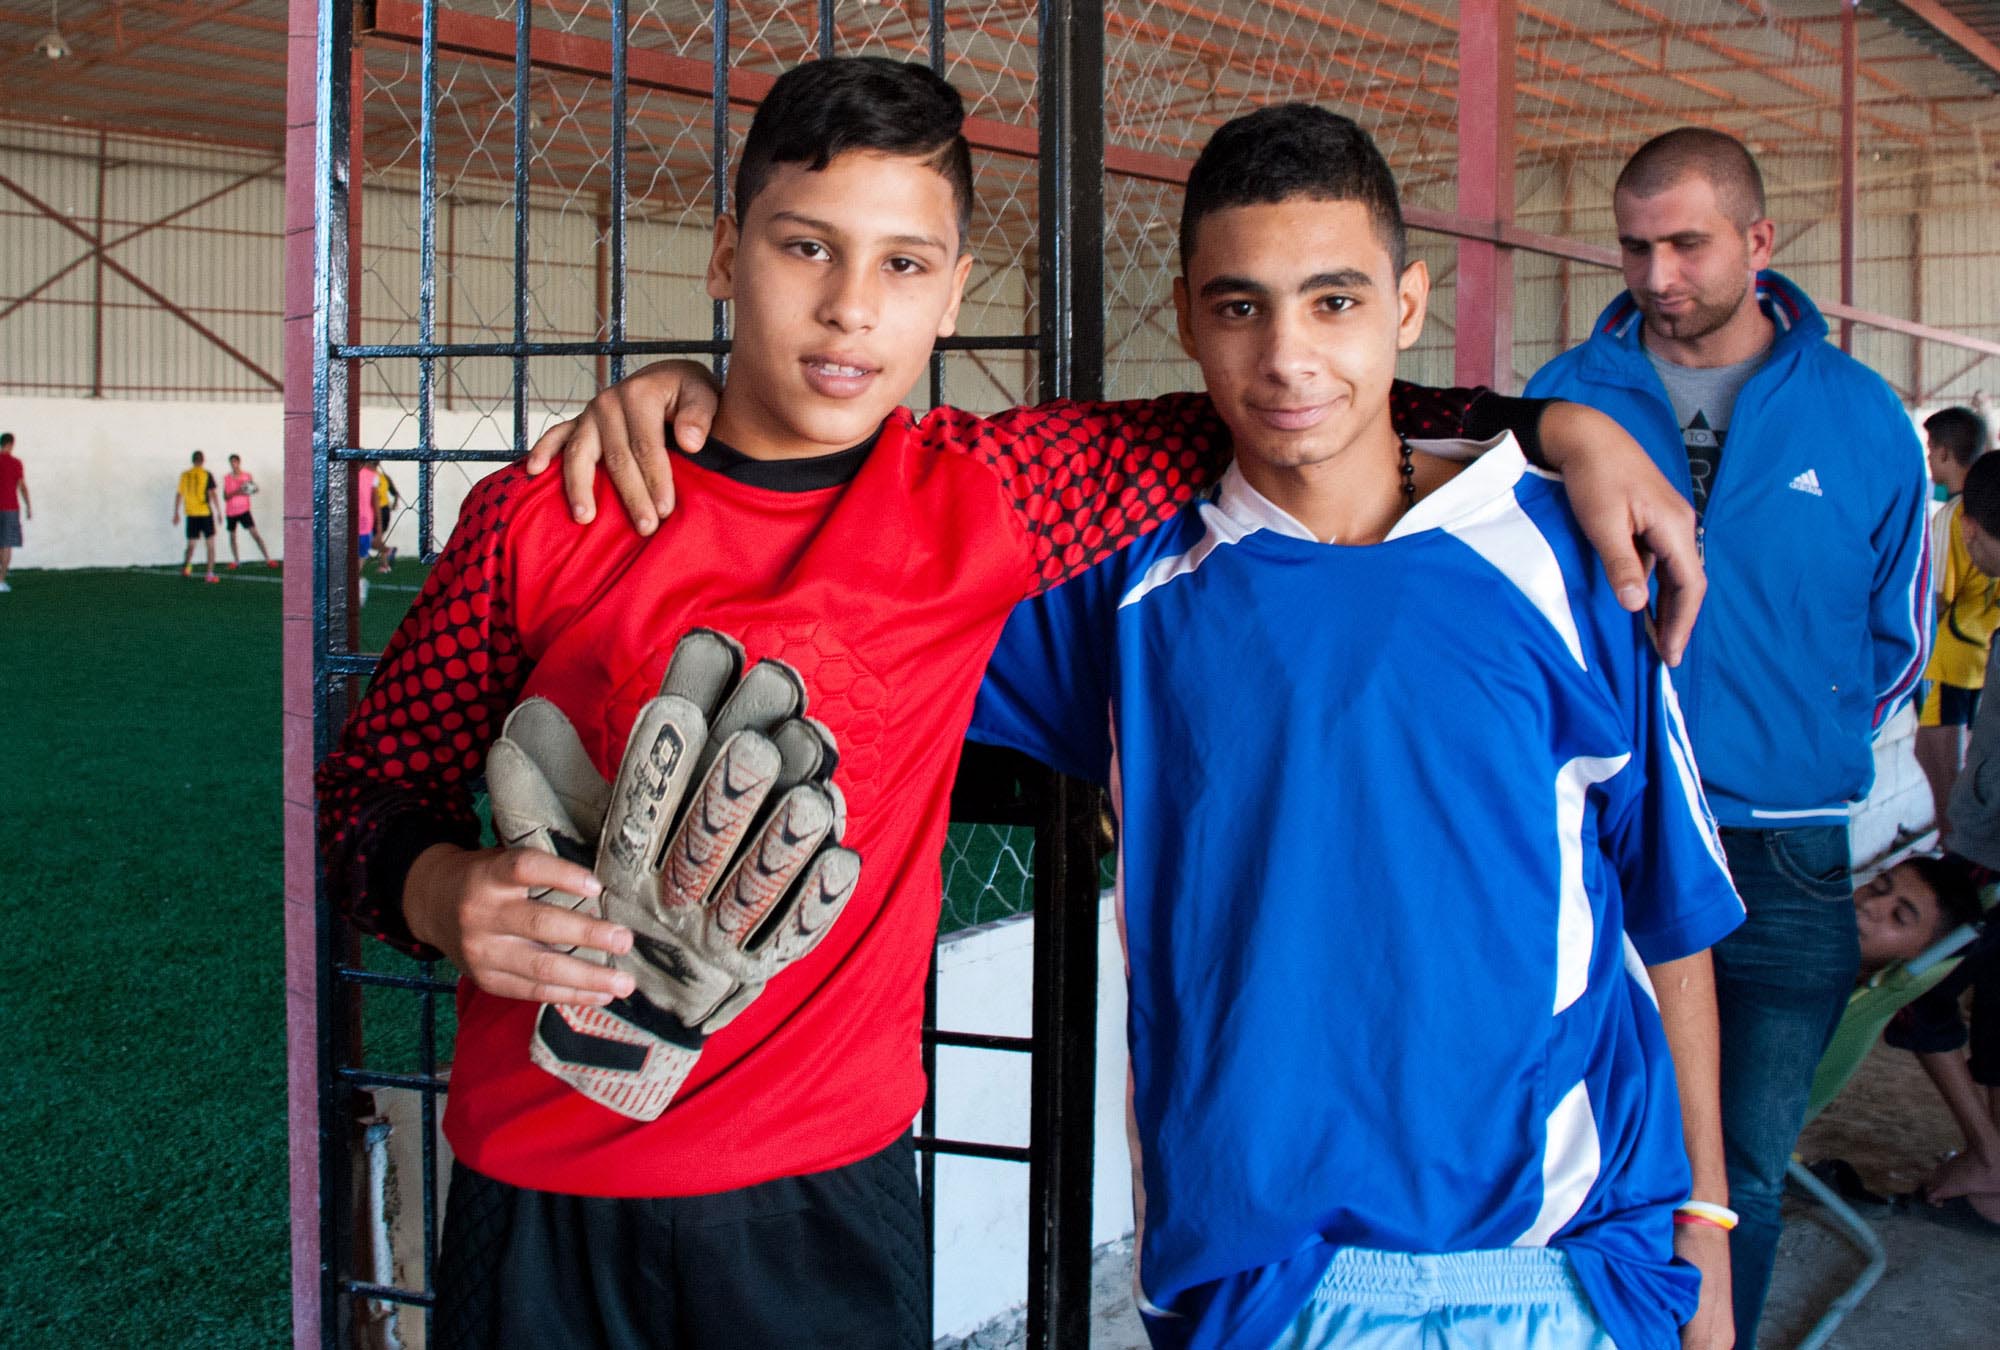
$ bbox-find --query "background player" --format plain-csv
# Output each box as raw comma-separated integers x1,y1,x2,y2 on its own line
355,459,377,563
221,452,277,569
173,449,222,583
0,431,28,593
1916,406,1994,838
971,106,1741,1350
371,461,401,573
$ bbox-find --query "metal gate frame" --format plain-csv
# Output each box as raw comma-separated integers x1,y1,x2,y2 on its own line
280,1,1105,1346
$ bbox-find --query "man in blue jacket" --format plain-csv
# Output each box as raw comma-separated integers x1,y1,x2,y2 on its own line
1527,127,1932,1347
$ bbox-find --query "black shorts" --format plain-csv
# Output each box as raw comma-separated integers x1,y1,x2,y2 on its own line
1923,682,1983,728
1887,926,2000,1085
184,515,214,540
435,1133,927,1350
227,511,255,532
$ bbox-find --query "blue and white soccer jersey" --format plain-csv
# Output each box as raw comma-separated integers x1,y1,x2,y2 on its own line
971,437,1744,1350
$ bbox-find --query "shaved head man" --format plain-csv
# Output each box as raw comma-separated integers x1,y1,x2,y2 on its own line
1529,128,1934,1348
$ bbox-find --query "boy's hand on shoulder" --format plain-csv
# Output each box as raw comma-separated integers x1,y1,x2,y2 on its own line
524,359,722,534
1539,401,1706,666
1674,1223,1733,1350
403,842,636,1006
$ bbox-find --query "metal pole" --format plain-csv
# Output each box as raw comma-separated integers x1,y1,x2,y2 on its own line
711,0,730,378
608,0,628,384
284,0,360,1338
1455,0,1516,391
1840,0,1858,355
1030,1,1104,1343
91,130,105,398
511,0,531,461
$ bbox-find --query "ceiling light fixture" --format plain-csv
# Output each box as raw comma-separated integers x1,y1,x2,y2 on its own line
36,0,71,59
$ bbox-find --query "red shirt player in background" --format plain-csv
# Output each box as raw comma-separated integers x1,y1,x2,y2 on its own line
318,57,1703,1350
0,432,28,593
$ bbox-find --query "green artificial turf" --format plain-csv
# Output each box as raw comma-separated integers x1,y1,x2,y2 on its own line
0,559,1047,1346
1,565,298,1346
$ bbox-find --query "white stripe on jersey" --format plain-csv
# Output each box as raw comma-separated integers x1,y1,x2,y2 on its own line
1405,469,1588,671
1622,933,1661,1009
1659,670,1733,881
1515,1079,1602,1248
1555,753,1631,1014
1747,805,1852,820
1118,506,1247,610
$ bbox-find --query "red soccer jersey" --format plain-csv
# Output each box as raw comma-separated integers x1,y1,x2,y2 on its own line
0,455,22,511
318,385,1494,1196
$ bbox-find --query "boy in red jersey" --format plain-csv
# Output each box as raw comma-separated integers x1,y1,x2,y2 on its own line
319,58,1699,1349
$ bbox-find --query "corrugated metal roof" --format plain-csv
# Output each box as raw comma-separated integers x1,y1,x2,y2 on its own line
0,2,1993,187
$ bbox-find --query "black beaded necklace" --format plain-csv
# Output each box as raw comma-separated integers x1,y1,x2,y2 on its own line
1398,439,1416,507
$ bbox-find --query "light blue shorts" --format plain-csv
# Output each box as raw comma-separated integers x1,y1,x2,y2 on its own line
1269,1248,1617,1350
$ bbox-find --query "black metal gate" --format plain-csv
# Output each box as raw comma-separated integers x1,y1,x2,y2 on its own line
287,1,1105,1345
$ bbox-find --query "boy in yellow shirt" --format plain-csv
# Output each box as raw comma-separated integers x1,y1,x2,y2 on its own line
173,449,222,584
1918,405,1999,839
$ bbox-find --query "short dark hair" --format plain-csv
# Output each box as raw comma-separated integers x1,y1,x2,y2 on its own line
191,450,204,464
1964,452,2000,536
1908,855,1986,940
1926,407,1989,470
1179,104,1406,275
734,57,974,248
0,432,12,449
229,453,242,464
1616,127,1767,229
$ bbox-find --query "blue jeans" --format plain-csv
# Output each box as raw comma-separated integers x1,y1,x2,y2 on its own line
1712,825,1857,1349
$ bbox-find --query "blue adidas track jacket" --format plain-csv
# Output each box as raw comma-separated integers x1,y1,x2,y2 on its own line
1526,271,1930,830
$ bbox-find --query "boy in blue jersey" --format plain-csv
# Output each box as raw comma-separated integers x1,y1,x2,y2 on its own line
972,108,1743,1350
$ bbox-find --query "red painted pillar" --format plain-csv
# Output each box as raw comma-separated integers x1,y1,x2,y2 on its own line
1456,0,1516,391
1840,0,1858,354
283,4,362,1343
280,5,320,1340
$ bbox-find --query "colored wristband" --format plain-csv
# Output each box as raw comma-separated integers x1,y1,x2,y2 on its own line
1674,1200,1738,1231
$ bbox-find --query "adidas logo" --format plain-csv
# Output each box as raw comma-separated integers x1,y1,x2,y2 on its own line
1788,468,1824,497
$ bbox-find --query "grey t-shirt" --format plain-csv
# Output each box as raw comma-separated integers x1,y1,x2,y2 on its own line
1645,342,1771,516
1950,637,2000,872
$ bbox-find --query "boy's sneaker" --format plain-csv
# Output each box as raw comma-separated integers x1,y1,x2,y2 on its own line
267,559,281,569
205,574,220,585
181,565,192,577
0,580,12,592
228,562,240,570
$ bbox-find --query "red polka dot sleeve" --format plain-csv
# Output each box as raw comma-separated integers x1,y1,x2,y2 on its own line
920,382,1513,593
315,466,532,958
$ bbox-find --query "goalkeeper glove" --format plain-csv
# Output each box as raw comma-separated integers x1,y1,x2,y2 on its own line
485,628,862,1120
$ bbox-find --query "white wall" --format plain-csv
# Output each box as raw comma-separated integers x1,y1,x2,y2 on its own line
0,395,579,571
929,898,1134,1339
2,396,288,569
1853,704,1933,867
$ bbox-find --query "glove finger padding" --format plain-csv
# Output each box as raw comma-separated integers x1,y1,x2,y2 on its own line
528,628,866,1121
487,699,606,917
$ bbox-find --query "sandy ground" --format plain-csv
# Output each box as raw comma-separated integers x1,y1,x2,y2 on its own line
1768,1038,2000,1350
943,1039,1999,1348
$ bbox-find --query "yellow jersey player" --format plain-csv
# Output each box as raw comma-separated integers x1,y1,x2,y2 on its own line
173,449,223,584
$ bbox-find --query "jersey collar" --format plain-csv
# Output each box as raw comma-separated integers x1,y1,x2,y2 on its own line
1212,431,1529,545
684,427,881,491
